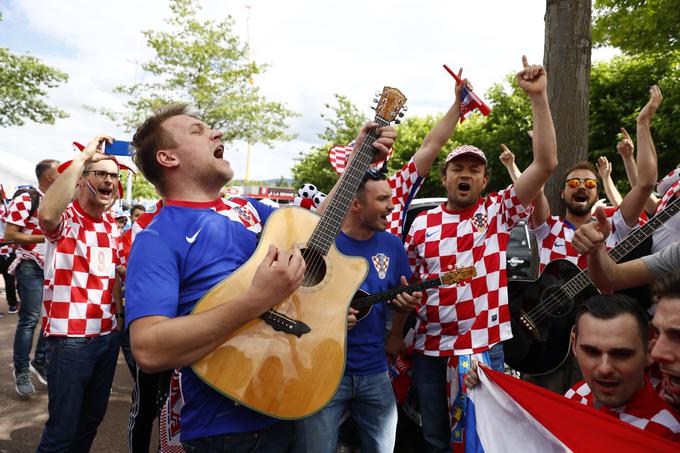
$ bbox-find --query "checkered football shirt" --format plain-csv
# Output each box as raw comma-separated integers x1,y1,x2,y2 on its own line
532,210,634,273
5,190,45,268
565,380,680,442
0,203,14,257
404,185,531,356
41,201,123,337
386,157,424,237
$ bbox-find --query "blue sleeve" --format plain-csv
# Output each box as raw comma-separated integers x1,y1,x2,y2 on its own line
247,197,276,225
125,228,180,329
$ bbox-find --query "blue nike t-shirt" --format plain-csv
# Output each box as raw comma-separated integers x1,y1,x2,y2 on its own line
335,230,412,376
125,198,276,441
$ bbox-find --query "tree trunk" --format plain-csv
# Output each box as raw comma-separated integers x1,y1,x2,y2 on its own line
544,0,592,215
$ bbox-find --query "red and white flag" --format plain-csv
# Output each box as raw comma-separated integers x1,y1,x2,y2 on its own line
466,367,678,453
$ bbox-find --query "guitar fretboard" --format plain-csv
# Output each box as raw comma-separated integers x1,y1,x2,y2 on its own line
308,117,390,255
561,196,680,299
351,276,443,310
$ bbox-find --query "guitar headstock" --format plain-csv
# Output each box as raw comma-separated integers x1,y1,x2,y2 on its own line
440,266,476,285
373,86,407,124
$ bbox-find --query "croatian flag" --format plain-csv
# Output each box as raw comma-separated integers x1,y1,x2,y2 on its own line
465,366,678,452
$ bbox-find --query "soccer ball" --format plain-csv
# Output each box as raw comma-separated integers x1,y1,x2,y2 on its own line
313,192,326,207
298,183,318,199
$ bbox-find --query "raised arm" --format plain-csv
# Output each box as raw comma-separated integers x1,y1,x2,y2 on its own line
596,156,622,208
39,134,114,233
412,69,468,176
616,85,662,226
499,144,522,183
512,56,558,207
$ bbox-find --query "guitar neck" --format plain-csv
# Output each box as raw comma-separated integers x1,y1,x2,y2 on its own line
561,196,680,297
307,117,390,255
351,276,443,310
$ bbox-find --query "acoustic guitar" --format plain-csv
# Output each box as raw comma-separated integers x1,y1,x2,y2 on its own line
191,87,408,419
503,195,680,375
352,267,476,322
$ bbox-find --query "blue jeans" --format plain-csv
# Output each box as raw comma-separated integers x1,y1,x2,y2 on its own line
182,420,295,453
297,372,397,453
37,332,121,453
13,260,47,373
412,351,505,453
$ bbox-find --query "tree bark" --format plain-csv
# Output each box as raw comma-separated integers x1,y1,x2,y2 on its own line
544,0,592,215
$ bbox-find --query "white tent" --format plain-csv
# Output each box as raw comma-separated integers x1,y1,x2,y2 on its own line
0,150,37,196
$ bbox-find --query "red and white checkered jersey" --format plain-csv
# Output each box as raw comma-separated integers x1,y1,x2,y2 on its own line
0,203,14,257
532,209,634,273
41,201,123,337
404,185,531,356
4,191,45,268
565,380,680,442
386,157,424,237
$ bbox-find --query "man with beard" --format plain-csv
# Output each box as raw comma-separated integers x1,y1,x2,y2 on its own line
401,55,557,452
523,85,662,394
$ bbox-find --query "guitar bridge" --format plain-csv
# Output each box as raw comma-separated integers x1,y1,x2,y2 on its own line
261,309,311,337
518,310,542,341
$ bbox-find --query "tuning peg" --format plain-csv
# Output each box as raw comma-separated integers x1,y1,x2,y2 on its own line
402,106,408,112
398,112,405,117
375,91,381,97
370,106,376,111
373,98,379,103
395,119,401,125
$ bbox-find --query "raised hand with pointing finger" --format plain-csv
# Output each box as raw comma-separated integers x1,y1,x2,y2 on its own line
516,55,547,97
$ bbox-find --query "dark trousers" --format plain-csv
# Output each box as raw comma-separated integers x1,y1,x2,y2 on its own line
37,332,121,453
0,253,18,306
121,330,170,453
182,421,296,453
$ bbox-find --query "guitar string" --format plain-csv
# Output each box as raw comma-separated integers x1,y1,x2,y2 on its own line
527,221,665,324
303,125,383,282
528,208,676,324
523,199,680,325
525,203,678,323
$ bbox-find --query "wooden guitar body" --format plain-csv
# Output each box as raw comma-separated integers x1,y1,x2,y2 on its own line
191,207,368,419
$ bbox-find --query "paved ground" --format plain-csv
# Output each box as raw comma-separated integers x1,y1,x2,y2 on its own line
0,280,158,452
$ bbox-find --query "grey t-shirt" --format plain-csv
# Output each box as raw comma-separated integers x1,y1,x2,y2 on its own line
642,241,680,278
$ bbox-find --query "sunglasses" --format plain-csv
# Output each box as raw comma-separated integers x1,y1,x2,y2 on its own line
84,170,121,181
565,177,598,189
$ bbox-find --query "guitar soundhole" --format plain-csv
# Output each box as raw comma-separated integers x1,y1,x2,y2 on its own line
301,247,327,287
540,286,573,318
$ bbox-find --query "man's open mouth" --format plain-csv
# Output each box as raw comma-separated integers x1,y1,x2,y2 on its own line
214,145,224,158
458,182,471,191
98,187,113,196
574,194,588,203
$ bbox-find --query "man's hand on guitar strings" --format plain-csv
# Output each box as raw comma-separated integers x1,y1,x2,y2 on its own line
572,207,611,256
391,275,422,312
249,244,306,314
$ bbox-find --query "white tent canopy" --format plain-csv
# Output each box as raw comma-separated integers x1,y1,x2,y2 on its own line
0,150,37,196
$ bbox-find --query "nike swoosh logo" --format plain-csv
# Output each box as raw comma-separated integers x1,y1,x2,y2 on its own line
186,228,202,244
426,232,436,238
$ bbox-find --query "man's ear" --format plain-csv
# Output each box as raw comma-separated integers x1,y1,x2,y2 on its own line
157,149,179,169
646,337,655,367
350,196,362,214
570,325,577,352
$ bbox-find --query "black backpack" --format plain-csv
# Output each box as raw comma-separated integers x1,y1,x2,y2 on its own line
11,187,40,218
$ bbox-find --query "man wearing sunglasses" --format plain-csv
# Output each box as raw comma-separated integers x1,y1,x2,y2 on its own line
525,86,662,394
35,135,125,451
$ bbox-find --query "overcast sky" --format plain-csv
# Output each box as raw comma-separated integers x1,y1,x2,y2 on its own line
0,0,616,182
